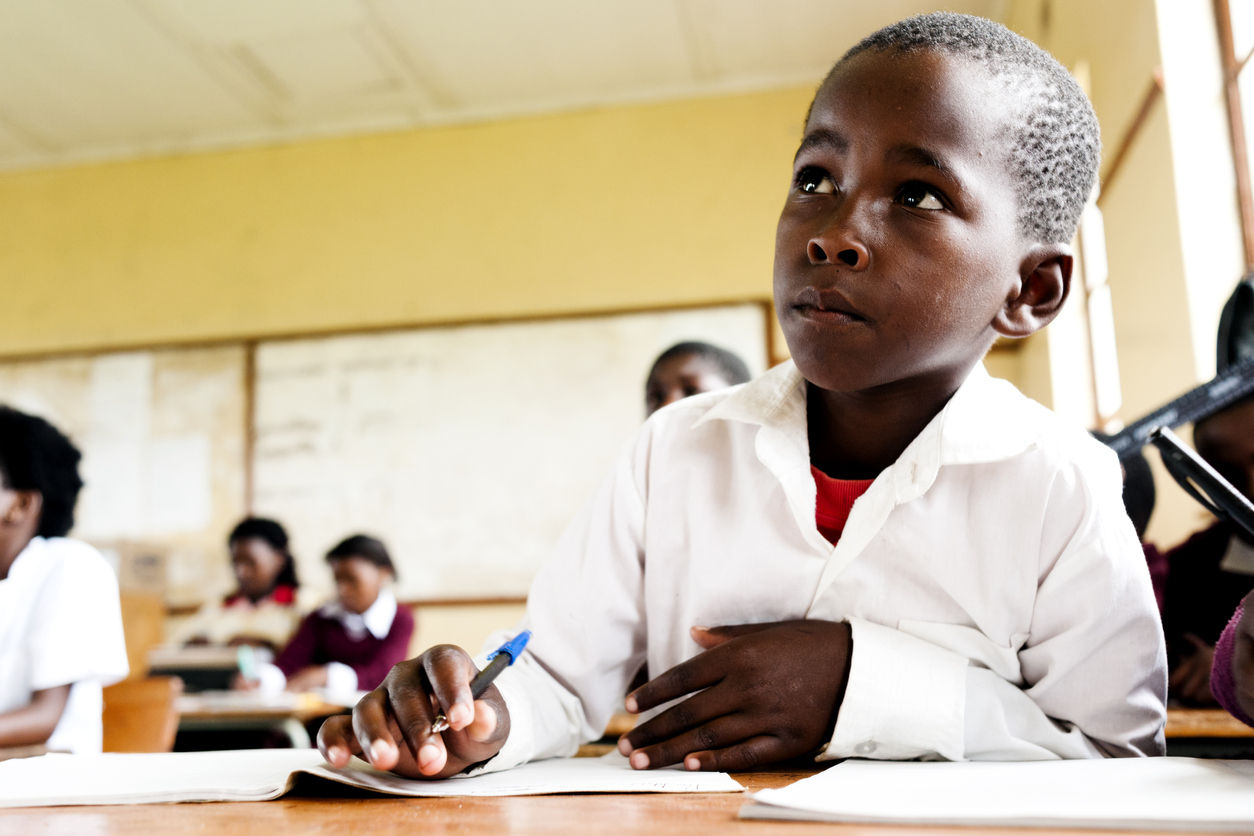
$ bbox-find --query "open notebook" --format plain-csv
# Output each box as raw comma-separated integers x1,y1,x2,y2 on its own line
740,757,1254,831
0,750,742,808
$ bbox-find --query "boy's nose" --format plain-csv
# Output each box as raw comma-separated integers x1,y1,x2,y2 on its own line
807,240,869,270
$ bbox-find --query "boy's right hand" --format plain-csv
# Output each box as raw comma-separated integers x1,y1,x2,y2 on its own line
316,645,510,779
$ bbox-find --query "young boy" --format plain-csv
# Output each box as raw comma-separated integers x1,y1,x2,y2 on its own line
0,406,129,754
645,342,752,417
320,13,1166,777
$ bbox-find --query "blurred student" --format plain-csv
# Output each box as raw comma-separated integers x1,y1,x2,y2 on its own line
0,406,128,754
644,342,751,417
246,535,413,694
170,517,302,651
1162,399,1254,705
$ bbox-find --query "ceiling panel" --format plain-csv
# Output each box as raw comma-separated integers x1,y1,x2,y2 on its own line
0,1,258,154
683,0,1004,82
0,0,1011,171
371,0,696,113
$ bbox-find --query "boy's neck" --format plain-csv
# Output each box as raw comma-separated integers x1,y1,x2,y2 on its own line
806,366,973,480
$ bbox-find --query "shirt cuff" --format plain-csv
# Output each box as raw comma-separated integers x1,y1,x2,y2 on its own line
822,617,969,762
255,662,287,694
324,662,359,697
462,664,533,777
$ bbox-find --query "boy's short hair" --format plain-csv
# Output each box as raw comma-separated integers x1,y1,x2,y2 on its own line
327,533,397,578
826,12,1100,244
0,406,84,539
649,342,752,386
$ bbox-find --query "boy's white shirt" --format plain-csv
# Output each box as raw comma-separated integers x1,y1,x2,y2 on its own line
0,537,129,754
477,360,1167,774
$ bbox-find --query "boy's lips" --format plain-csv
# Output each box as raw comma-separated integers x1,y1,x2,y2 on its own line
793,287,868,323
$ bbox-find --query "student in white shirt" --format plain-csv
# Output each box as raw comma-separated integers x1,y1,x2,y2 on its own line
319,13,1166,778
644,342,751,418
0,407,129,754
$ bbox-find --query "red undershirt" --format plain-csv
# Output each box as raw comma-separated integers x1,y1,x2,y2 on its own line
811,465,875,546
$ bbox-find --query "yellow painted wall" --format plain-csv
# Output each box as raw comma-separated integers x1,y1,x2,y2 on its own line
0,87,813,359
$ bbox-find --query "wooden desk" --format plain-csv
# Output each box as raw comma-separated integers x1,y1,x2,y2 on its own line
176,692,349,748
1166,708,1254,738
0,766,1213,836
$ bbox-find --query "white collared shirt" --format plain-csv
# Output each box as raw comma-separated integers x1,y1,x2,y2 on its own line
0,537,129,754
480,361,1166,771
257,588,398,695
318,587,398,642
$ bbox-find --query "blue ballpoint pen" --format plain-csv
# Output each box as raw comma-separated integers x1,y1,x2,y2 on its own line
429,630,531,734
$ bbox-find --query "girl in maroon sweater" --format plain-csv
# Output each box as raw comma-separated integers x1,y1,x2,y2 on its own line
252,535,414,694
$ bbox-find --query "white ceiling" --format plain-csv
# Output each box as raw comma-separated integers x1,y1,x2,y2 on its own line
0,0,1006,171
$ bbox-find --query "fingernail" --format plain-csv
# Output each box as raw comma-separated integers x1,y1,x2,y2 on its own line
617,738,633,755
418,742,440,769
328,745,346,763
624,696,638,713
630,751,649,770
685,757,700,771
369,739,391,764
448,703,472,726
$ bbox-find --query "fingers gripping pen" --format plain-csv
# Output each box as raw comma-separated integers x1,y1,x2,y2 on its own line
429,630,531,734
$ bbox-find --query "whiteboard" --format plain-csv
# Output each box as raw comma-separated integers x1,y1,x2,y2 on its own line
0,347,248,605
253,304,768,601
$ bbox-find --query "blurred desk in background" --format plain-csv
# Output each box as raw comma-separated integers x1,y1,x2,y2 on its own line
176,691,354,749
1165,707,1254,758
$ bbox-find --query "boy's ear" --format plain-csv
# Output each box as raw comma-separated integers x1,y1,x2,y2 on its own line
992,244,1072,339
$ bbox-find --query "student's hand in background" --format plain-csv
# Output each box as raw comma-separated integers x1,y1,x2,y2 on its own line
286,665,329,692
1170,633,1218,706
316,645,510,779
230,672,259,691
619,620,852,771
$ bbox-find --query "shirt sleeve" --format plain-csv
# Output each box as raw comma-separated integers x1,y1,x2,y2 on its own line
27,542,129,691
344,607,416,691
825,456,1167,762
274,614,319,677
1212,602,1254,726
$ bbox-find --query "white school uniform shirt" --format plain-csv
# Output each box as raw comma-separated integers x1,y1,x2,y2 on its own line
0,537,129,754
481,361,1166,772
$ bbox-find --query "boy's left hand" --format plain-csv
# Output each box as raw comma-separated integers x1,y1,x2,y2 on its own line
619,619,851,771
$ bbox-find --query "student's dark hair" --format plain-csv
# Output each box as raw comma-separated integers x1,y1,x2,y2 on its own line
649,342,752,386
0,406,84,539
228,517,300,588
326,534,397,579
818,12,1100,244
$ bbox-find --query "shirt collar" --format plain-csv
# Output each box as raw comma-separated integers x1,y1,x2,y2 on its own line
319,587,397,641
697,359,1039,473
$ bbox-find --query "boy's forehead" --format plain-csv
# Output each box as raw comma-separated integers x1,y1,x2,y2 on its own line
805,49,1014,164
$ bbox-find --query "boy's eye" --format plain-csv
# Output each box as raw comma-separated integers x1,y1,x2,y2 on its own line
897,183,945,210
795,166,836,195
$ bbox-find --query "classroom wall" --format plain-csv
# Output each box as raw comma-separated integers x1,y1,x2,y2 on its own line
0,87,811,360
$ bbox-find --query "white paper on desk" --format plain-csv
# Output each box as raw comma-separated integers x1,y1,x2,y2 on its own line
305,751,744,797
741,757,1254,831
0,750,741,808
